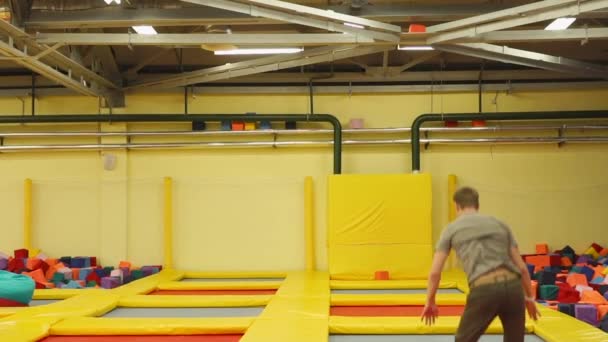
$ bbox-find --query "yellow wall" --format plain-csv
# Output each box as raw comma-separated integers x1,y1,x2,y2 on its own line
0,89,607,271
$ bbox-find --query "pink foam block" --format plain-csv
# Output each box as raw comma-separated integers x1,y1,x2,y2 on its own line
100,276,121,289
576,285,594,295
110,269,123,281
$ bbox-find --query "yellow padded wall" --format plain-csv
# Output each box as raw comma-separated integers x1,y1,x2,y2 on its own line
327,173,432,279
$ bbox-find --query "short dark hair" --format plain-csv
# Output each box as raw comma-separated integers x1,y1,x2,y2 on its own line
453,187,479,209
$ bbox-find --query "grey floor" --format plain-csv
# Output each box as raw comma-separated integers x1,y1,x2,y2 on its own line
102,307,265,318
29,299,60,306
330,335,544,342
331,289,463,294
180,278,284,282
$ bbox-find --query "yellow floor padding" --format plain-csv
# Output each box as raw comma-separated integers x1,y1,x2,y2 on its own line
0,307,23,318
33,289,103,300
6,293,119,320
112,269,185,295
118,295,272,308
329,316,534,334
240,318,328,342
157,281,283,291
0,317,55,342
50,317,253,335
331,293,467,306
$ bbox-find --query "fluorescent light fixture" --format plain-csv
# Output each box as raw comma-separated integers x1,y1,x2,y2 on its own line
545,17,575,30
344,22,365,29
398,45,434,51
214,48,303,55
132,25,157,35
104,0,120,4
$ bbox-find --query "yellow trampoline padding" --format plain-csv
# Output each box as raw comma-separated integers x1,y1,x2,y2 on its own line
34,288,103,299
119,295,272,307
260,297,328,319
50,317,253,335
0,307,22,318
241,318,328,342
330,280,459,290
329,316,534,334
184,271,287,279
112,269,185,296
0,317,54,342
331,294,466,306
8,293,119,320
327,173,433,279
158,281,283,290
275,271,330,297
533,306,608,342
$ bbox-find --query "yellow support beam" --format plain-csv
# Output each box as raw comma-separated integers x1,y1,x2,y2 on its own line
304,176,315,271
23,178,32,251
164,177,173,270
447,174,458,270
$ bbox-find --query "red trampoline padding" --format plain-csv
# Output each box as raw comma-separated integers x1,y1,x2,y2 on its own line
150,290,276,295
0,298,27,307
40,335,242,342
330,305,465,317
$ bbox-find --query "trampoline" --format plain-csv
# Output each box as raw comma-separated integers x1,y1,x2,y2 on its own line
179,278,283,282
331,289,463,295
150,290,276,295
102,307,265,318
329,335,545,341
331,305,465,317
40,336,243,342
30,299,60,306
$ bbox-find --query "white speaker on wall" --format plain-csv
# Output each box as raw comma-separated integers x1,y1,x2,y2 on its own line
103,153,117,171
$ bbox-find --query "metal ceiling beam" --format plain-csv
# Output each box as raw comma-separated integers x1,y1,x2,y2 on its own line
461,27,608,43
428,0,608,44
129,45,390,89
239,0,402,33
180,0,400,42
434,43,608,79
0,40,99,97
7,0,32,27
34,33,375,46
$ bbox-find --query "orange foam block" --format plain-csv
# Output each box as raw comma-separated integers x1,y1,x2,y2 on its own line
375,270,389,280
525,254,561,267
231,122,245,131
561,257,573,267
536,244,549,254
119,261,132,269
601,248,608,257
567,273,589,288
581,290,608,304
24,268,47,284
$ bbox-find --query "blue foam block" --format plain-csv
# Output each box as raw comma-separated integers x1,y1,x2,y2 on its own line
581,266,596,282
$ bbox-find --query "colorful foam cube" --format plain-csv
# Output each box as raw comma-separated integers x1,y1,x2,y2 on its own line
59,257,72,267
575,304,599,326
526,264,535,278
57,268,72,280
86,281,97,287
94,269,106,278
231,121,245,131
592,243,604,253
556,282,580,303
51,272,65,284
63,280,83,289
599,305,608,321
100,277,121,289
558,303,575,317
525,254,561,268
575,284,594,295
577,255,593,264
26,258,42,271
8,258,26,273
23,269,46,284
0,258,7,270
131,270,144,280
592,277,605,285
581,289,608,304
86,271,101,285
605,291,608,301
598,257,608,265
561,257,573,267
119,261,131,269
79,268,92,281
110,269,123,282
538,271,557,285
568,273,590,287
90,257,97,267
586,247,601,260
83,257,91,268
536,244,549,254
140,266,159,276
600,285,608,296
539,285,559,300
14,249,28,259
601,249,608,257
71,257,85,268
581,266,596,282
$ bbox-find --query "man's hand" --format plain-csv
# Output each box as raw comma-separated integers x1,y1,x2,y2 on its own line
421,303,439,325
525,299,541,321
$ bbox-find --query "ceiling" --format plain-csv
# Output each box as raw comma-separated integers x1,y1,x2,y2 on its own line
0,0,607,106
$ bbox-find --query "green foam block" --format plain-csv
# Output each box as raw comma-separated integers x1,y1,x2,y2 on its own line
539,285,559,300
131,270,144,280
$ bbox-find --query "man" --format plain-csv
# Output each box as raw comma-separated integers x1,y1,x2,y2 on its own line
421,187,539,342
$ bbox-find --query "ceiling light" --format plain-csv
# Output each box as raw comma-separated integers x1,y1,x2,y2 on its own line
398,45,434,51
214,48,303,55
132,25,157,35
545,17,576,30
344,22,364,29
104,0,120,4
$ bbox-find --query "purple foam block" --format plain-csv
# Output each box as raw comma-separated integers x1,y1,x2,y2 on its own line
605,291,608,300
100,276,121,289
0,258,7,270
140,266,159,277
120,267,131,278
577,255,593,264
575,304,598,326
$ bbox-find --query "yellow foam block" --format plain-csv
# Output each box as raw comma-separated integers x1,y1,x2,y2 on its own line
260,297,329,319
327,173,433,279
603,268,608,276
184,271,287,279
119,295,272,308
331,294,467,306
34,289,102,300
158,281,283,291
329,316,534,334
112,269,185,296
50,317,253,335
275,271,329,297
241,318,328,342
533,306,608,342
0,317,54,342
330,280,458,290
585,247,600,260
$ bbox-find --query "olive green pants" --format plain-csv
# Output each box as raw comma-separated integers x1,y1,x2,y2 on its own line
456,278,525,342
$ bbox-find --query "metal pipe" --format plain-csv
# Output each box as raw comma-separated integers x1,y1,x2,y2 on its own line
411,111,608,172
0,114,342,174
1,124,607,138
1,136,607,152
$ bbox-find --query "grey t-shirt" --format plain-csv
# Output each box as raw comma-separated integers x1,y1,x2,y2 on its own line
436,212,521,284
